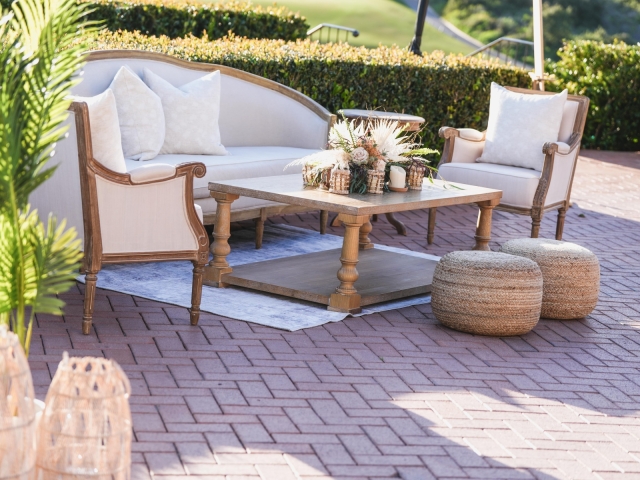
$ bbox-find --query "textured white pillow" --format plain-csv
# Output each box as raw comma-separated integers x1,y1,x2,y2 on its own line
74,90,126,173
144,68,228,155
109,66,165,161
477,83,568,171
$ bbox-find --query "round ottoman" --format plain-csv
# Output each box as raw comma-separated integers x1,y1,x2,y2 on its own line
500,238,600,319
431,251,543,336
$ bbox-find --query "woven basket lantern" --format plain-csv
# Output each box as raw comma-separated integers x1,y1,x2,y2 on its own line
366,170,384,194
0,327,37,480
35,354,132,480
432,251,543,336
301,164,316,186
500,238,600,319
329,168,350,195
407,163,426,190
317,168,331,191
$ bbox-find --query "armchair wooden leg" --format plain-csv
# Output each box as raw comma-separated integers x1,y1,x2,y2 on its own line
427,208,437,245
190,262,204,326
320,210,328,234
531,211,543,238
330,214,341,227
82,272,98,335
556,207,567,241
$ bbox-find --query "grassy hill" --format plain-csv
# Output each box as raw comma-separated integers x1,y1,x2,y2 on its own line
432,0,640,57
223,0,472,54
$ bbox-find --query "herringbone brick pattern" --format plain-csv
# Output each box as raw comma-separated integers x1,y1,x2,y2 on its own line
29,151,640,479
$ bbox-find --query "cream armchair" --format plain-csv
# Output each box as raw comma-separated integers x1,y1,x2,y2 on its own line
71,102,209,335
429,87,589,244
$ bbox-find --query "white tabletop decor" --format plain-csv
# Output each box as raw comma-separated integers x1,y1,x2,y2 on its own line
288,117,438,194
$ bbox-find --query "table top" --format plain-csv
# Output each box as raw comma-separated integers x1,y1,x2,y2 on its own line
339,109,425,131
209,175,501,216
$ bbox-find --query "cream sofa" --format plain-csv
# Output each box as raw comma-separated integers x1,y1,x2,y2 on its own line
30,50,335,247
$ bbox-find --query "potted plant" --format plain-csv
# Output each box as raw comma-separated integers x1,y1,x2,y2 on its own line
0,0,90,476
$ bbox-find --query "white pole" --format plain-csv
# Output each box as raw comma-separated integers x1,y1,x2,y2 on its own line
532,0,545,90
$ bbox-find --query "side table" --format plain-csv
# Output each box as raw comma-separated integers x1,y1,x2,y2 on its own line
326,109,426,235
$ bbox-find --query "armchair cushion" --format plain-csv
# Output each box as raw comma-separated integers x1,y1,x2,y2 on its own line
438,162,540,209
144,68,227,156
74,90,126,173
109,66,165,161
129,163,176,184
478,83,567,171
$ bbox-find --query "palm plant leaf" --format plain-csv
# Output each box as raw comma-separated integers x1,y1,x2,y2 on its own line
0,0,91,353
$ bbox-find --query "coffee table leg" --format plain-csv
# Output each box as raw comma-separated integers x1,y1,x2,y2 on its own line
329,214,368,314
359,216,374,250
204,192,239,287
473,199,500,251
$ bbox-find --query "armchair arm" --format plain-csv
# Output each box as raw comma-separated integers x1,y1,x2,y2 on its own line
543,132,581,156
533,132,583,212
129,164,176,184
438,126,487,165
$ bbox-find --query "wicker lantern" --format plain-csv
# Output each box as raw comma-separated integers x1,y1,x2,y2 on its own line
408,162,427,190
35,354,132,480
317,168,332,191
366,170,385,194
0,327,37,480
302,164,316,186
329,168,351,195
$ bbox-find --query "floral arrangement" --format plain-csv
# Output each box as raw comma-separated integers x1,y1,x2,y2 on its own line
288,117,439,194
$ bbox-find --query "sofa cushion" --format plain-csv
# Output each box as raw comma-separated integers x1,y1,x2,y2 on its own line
109,66,165,161
125,146,319,199
74,90,127,173
438,162,541,209
144,68,227,156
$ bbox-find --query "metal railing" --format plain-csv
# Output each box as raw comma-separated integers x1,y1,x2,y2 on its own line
307,23,360,44
467,37,534,69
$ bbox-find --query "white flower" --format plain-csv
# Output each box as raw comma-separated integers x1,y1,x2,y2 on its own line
374,159,386,172
329,119,364,149
370,119,417,162
351,147,369,165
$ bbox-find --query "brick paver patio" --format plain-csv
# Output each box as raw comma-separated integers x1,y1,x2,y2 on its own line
29,151,640,479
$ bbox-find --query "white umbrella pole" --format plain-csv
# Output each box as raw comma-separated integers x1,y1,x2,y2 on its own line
532,0,545,90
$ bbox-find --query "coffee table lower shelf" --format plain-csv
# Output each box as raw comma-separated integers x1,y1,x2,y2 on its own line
222,248,438,310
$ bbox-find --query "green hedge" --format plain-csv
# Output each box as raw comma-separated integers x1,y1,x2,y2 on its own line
549,40,640,151
85,0,309,41
85,31,530,149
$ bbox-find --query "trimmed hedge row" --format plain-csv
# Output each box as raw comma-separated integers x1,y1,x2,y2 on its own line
85,31,530,149
86,0,309,41
550,40,640,151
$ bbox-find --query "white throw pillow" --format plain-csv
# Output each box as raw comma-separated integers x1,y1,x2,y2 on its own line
109,66,165,161
74,90,127,173
477,83,568,171
144,68,228,156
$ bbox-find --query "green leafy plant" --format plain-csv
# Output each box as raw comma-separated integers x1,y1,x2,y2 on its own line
85,0,308,41
85,30,531,150
0,0,89,355
549,39,640,151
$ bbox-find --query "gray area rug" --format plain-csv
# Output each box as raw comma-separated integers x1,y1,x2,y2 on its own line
79,224,438,331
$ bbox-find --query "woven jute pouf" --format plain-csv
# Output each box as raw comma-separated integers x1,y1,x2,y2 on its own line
431,251,543,336
500,238,600,319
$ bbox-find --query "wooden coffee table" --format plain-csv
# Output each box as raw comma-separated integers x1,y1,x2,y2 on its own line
204,175,501,314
